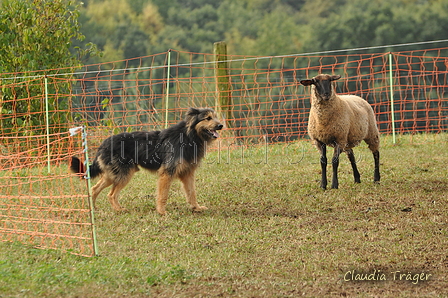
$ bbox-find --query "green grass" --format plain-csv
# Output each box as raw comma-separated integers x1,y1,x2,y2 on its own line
1,133,447,297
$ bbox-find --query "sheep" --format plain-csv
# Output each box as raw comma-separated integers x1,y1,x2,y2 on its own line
300,74,380,189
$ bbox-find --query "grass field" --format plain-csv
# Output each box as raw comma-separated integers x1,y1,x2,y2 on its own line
1,133,447,297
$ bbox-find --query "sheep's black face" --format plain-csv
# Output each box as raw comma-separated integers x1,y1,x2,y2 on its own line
300,74,341,101
314,79,333,101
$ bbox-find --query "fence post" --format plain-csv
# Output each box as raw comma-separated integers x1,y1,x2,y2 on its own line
44,76,51,173
214,41,232,128
164,49,172,129
388,53,397,144
80,126,99,256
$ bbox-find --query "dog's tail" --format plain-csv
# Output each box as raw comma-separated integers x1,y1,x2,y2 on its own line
69,156,102,179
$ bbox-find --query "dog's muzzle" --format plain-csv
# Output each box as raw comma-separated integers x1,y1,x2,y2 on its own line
207,124,223,139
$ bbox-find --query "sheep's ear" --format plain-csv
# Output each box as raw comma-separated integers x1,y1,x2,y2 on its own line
330,75,341,81
300,79,314,86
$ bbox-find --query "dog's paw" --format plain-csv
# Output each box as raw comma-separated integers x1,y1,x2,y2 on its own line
156,207,167,216
114,207,129,213
192,205,208,212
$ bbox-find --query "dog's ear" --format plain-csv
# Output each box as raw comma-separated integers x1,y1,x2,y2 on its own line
185,108,202,126
186,107,201,118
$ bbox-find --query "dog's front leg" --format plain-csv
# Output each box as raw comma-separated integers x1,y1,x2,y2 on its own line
156,173,173,215
179,172,208,212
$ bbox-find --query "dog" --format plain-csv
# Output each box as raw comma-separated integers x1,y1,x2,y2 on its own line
70,107,223,215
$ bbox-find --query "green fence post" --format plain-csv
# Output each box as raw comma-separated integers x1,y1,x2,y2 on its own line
388,53,397,144
164,50,171,129
44,76,51,173
80,126,99,256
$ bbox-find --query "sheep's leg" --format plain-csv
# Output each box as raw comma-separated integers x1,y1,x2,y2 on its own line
317,141,328,190
373,150,380,183
331,146,342,189
346,149,361,183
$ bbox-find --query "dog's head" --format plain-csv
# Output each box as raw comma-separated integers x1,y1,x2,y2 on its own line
186,108,223,141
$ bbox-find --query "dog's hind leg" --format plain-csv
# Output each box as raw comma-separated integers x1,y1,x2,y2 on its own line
91,176,113,209
107,168,137,212
179,171,207,212
156,173,173,215
107,182,129,212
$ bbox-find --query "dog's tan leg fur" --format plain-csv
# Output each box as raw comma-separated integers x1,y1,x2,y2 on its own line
107,169,138,212
179,171,207,212
156,173,173,215
91,176,113,209
107,182,128,212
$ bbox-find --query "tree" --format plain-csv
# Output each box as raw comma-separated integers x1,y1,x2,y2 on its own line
76,0,165,64
298,0,448,54
0,0,98,135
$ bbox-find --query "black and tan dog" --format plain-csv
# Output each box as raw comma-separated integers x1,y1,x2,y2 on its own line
70,108,223,215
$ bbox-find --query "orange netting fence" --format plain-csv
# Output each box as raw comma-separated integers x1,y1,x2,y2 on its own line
1,46,447,255
1,47,447,142
0,130,97,257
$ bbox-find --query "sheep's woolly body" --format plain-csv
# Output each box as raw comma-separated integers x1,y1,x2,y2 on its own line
308,92,379,152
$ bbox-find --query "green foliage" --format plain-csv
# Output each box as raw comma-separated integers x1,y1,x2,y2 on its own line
0,0,83,73
0,0,99,135
76,0,448,64
300,0,448,53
